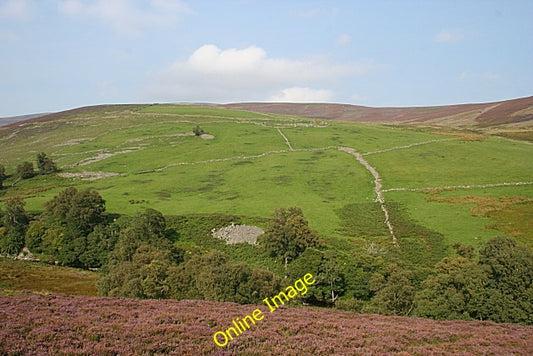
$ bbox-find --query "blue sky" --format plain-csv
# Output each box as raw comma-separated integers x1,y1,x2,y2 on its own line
0,0,532,116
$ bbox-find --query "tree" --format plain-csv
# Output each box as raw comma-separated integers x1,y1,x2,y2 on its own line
39,187,106,267
258,207,318,270
16,161,35,179
414,256,488,320
132,208,167,239
79,224,114,269
451,242,475,259
45,187,106,235
25,220,48,252
477,236,533,324
193,125,204,136
288,248,345,306
366,264,415,316
166,250,281,304
0,164,7,189
99,242,167,298
37,152,58,175
0,197,29,255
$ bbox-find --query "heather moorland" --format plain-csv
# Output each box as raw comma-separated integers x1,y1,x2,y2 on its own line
1,294,532,355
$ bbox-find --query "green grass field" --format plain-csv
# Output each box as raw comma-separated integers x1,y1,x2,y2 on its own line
1,104,531,250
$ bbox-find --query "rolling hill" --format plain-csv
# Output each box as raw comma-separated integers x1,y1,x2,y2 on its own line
1,102,531,249
219,95,533,127
0,100,532,354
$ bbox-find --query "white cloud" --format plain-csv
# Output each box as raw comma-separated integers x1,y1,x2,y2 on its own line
336,34,351,46
58,0,190,37
269,87,334,102
434,29,463,43
0,0,32,20
145,44,373,103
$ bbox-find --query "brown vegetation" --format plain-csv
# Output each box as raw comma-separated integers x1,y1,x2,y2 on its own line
429,195,533,247
219,95,533,127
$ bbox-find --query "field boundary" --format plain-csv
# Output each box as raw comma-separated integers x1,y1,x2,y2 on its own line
339,147,397,245
383,181,533,193
362,138,456,156
277,128,294,151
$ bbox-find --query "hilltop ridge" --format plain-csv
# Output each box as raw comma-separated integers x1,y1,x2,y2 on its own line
219,95,533,127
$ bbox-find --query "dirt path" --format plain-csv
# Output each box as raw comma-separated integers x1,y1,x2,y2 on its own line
339,147,397,245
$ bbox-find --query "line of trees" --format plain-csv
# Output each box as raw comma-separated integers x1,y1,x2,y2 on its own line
0,152,57,189
0,190,531,325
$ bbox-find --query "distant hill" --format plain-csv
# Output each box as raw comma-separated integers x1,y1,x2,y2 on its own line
0,113,48,126
1,293,532,355
219,95,533,127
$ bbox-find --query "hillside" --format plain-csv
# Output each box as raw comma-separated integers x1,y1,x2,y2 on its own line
1,104,531,246
219,95,533,127
0,103,532,332
1,293,532,355
0,113,48,127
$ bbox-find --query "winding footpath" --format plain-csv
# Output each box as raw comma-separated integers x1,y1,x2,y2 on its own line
339,147,398,245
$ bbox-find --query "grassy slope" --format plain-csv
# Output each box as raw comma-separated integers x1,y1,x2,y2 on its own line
1,104,531,247
1,293,532,355
0,259,98,296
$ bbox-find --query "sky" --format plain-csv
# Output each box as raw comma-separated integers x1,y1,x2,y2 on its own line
0,0,532,117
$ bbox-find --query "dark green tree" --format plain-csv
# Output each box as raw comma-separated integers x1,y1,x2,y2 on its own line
56,229,86,267
259,207,319,269
451,241,475,259
98,208,184,296
288,248,346,306
414,256,488,320
25,220,47,252
38,187,106,267
45,187,106,235
37,152,58,175
365,263,415,316
0,197,29,255
99,240,183,299
477,236,533,324
16,161,35,179
193,125,204,136
166,250,281,304
79,224,114,269
132,208,167,238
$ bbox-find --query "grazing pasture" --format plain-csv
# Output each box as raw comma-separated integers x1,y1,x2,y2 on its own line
1,104,531,245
